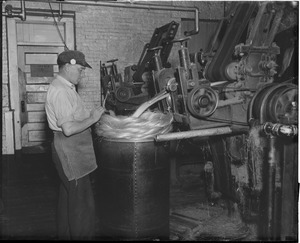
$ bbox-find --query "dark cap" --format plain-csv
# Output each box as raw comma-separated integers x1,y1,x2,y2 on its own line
57,50,92,68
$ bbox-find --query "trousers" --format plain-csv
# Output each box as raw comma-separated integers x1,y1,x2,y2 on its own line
51,142,96,240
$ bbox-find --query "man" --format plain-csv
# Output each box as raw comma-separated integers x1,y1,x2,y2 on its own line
45,50,105,240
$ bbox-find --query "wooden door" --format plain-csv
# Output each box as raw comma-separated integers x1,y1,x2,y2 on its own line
14,17,74,153
18,46,64,151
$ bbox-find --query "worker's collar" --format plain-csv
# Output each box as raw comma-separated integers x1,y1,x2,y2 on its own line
56,75,76,90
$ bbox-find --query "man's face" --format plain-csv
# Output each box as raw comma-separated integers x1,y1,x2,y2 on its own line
66,64,86,85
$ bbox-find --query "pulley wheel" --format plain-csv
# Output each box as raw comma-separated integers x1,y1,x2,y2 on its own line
187,86,219,118
250,84,274,121
267,84,298,124
115,86,132,102
249,83,298,124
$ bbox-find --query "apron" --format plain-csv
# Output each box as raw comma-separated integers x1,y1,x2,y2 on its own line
53,128,97,181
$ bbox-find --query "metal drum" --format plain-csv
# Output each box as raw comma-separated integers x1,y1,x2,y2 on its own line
94,137,170,240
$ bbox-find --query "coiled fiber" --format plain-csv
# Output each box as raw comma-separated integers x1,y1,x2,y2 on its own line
94,111,173,140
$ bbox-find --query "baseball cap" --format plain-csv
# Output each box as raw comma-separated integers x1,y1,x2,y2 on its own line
57,50,92,68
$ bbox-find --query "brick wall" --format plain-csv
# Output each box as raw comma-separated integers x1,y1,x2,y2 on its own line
2,1,224,153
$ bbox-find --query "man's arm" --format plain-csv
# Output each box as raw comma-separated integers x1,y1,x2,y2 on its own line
61,106,105,136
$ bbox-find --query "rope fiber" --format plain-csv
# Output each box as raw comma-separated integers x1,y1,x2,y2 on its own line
94,110,173,140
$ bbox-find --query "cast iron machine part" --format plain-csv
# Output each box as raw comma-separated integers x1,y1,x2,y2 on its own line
100,59,121,95
100,21,180,114
132,80,178,118
100,58,150,114
105,59,134,103
248,82,298,125
195,2,284,93
132,21,179,83
107,59,121,88
100,59,123,109
248,82,298,240
169,36,219,127
155,3,297,239
186,86,219,119
132,45,178,118
168,1,290,133
147,45,178,113
100,59,118,108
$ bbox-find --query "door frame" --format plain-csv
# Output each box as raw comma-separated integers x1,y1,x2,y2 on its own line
6,14,75,151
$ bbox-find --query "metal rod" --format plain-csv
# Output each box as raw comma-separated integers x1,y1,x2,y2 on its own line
58,2,63,21
5,0,199,35
246,1,267,45
155,126,234,141
61,0,197,12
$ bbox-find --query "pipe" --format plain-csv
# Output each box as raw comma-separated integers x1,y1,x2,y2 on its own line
259,122,291,239
155,126,234,141
263,122,298,137
63,0,198,13
184,7,199,36
58,2,63,21
2,0,26,20
266,135,277,240
262,121,295,239
5,0,199,36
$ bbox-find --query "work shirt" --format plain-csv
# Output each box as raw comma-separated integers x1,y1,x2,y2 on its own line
45,75,90,132
45,75,97,181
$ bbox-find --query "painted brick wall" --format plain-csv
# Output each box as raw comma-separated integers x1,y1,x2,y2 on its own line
2,1,224,152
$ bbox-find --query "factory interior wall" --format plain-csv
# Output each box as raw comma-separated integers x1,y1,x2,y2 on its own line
2,1,224,154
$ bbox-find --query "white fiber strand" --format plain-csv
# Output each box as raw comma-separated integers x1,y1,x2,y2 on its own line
95,111,173,140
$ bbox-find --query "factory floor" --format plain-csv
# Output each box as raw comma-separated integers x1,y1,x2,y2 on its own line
0,152,258,241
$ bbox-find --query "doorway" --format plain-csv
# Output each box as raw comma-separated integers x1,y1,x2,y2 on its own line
7,15,74,153
18,45,64,152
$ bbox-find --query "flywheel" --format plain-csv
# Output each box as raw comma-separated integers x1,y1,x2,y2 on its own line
249,83,298,124
187,86,219,118
115,86,132,102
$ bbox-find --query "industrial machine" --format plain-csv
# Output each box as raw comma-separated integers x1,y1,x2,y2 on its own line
100,21,179,115
167,2,298,241
100,1,298,240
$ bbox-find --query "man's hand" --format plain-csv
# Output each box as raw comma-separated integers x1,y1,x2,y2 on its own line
61,105,105,136
90,106,105,123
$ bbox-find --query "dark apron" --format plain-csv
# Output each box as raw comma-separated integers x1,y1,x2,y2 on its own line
53,128,97,181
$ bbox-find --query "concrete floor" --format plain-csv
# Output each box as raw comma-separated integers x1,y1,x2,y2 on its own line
1,151,257,241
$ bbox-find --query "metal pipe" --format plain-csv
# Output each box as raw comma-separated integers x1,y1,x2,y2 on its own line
62,0,197,12
259,123,288,239
266,135,277,240
5,0,199,36
263,122,298,137
155,126,233,141
184,7,199,36
2,0,26,20
58,2,63,21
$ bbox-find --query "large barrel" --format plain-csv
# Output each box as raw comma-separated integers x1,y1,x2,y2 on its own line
94,137,170,240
